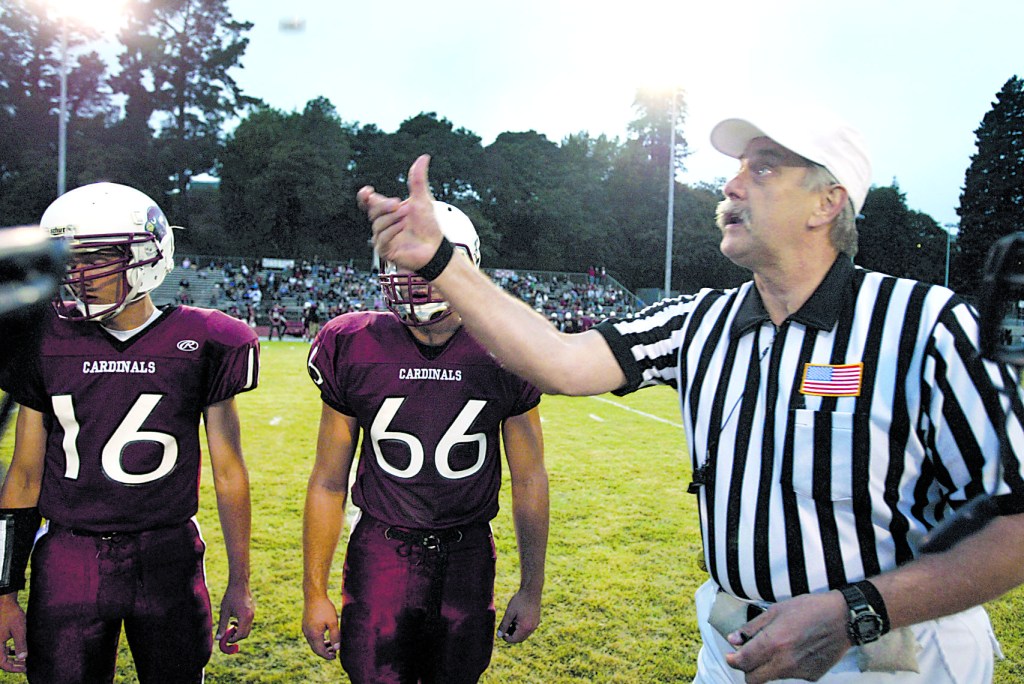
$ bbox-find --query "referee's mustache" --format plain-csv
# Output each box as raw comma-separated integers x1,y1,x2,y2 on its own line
716,199,752,232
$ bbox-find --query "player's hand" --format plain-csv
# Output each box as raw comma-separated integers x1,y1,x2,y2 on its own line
0,593,28,673
723,590,849,683
357,154,443,273
216,579,255,654
497,588,542,644
302,596,341,660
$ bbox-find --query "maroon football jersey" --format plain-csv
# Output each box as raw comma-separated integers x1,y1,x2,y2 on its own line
307,312,540,529
12,306,259,532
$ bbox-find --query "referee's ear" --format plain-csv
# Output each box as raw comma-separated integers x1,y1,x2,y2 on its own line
809,184,848,230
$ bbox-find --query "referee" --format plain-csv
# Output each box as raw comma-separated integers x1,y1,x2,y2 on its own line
359,101,1024,683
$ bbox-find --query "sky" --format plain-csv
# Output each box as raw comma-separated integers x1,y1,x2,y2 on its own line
91,0,1024,228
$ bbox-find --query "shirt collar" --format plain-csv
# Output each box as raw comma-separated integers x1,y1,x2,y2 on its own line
730,255,855,336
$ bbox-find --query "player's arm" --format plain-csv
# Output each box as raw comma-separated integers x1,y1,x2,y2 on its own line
302,402,358,660
497,406,549,644
359,155,626,397
0,406,46,674
204,397,255,648
725,511,1024,683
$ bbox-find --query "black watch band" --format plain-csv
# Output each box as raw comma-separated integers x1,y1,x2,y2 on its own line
839,583,886,645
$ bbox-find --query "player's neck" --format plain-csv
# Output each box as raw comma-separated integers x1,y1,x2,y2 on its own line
408,315,461,347
104,296,157,331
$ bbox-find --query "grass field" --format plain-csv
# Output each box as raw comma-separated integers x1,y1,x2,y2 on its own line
1,340,1022,683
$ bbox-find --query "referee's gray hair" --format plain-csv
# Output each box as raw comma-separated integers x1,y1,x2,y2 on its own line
803,164,858,258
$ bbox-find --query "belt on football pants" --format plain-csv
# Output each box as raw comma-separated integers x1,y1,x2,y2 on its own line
383,525,465,550
47,520,188,540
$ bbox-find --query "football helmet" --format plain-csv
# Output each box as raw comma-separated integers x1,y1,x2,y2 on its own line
378,201,480,326
41,182,176,321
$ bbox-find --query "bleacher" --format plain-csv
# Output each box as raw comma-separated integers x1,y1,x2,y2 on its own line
152,255,644,335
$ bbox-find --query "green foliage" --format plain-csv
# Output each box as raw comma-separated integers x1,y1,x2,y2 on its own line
112,0,258,221
674,183,749,292
954,76,1024,295
857,183,948,284
0,0,112,223
2,344,1024,682
627,86,689,177
218,101,356,260
0,1,962,293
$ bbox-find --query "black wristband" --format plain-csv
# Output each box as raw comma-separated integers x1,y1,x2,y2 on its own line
415,237,455,282
0,508,41,595
854,580,890,636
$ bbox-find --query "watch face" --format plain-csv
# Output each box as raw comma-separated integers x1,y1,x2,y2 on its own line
852,613,883,643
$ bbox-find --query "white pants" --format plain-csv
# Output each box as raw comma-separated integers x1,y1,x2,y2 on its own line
692,579,1001,683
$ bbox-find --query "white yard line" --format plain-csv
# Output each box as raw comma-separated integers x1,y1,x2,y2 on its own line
588,396,683,429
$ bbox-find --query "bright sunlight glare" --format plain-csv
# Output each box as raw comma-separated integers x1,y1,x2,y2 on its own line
46,0,129,34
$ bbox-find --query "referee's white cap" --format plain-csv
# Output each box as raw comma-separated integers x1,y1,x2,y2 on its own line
710,101,872,214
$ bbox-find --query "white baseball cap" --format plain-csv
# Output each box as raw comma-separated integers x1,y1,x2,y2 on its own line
710,102,872,214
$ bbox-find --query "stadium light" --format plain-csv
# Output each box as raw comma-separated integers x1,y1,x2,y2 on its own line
664,88,679,299
46,0,127,196
57,16,68,196
944,222,958,289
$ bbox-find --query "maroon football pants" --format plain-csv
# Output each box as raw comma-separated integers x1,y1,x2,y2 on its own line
339,514,497,684
25,520,213,683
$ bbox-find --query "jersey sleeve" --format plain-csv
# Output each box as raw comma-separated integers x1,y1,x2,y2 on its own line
506,375,541,417
0,352,48,412
924,298,1024,512
594,293,710,396
307,320,352,415
204,314,260,406
0,313,53,412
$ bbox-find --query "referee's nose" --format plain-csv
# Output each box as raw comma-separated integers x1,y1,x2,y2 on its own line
723,164,747,202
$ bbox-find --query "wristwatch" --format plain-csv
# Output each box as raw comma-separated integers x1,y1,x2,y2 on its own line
839,584,884,645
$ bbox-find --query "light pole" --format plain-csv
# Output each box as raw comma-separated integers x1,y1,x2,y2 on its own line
51,0,126,196
944,222,957,289
663,89,677,299
57,15,68,196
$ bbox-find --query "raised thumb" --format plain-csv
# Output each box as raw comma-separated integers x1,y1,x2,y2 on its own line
407,154,432,200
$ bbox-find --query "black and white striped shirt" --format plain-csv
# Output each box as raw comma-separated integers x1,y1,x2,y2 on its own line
596,256,1024,603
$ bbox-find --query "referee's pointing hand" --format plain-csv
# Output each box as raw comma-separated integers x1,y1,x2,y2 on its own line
359,154,444,274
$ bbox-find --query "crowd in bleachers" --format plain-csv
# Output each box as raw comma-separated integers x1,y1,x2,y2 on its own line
159,255,642,338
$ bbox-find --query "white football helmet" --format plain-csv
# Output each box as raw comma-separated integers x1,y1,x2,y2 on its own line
41,182,176,321
377,201,480,327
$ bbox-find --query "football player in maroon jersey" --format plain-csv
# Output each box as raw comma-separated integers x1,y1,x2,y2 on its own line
0,183,258,682
302,202,549,683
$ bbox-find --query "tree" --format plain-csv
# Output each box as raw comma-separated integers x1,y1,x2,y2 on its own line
953,76,1024,295
674,183,748,292
855,183,947,284
627,87,688,177
357,112,483,203
218,99,356,260
854,183,950,284
478,131,564,268
113,0,259,223
610,87,693,291
0,0,113,222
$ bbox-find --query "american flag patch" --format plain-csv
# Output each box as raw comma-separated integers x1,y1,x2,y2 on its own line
799,363,863,397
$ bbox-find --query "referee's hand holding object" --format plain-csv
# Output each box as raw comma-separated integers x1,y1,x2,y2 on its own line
723,591,850,683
